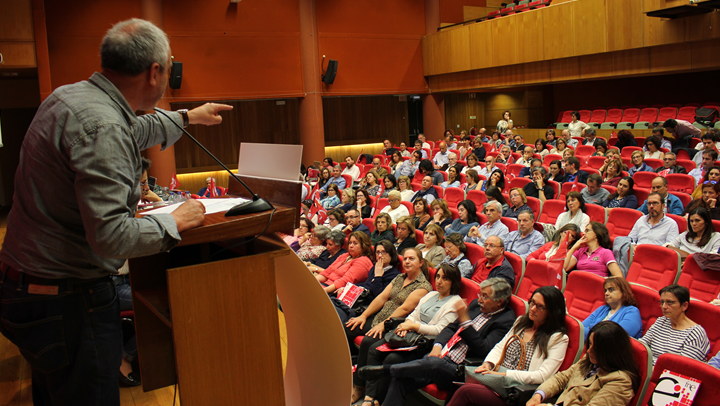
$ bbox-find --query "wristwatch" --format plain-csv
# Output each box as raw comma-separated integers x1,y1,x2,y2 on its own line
177,109,189,127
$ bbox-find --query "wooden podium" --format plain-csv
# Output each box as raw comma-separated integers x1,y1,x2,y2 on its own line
129,176,300,406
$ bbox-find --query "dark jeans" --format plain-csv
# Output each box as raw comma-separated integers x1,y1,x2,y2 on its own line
113,275,137,362
365,338,425,402
383,355,459,406
0,271,122,406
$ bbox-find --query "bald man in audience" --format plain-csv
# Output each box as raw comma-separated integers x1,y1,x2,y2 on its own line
379,190,410,224
433,142,450,169
477,127,489,142
411,176,439,204
638,176,684,215
372,157,389,179
479,155,496,178
562,129,578,148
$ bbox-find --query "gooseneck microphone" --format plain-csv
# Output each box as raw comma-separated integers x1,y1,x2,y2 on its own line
155,109,274,217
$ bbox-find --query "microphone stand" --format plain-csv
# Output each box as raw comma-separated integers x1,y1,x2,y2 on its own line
155,109,274,216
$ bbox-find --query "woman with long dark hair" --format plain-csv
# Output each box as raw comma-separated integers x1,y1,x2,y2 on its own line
496,111,513,133
485,186,509,212
445,200,479,237
644,136,663,159
480,169,505,192
668,207,720,257
684,181,720,220
525,321,641,406
602,176,638,209
447,286,568,406
615,129,638,151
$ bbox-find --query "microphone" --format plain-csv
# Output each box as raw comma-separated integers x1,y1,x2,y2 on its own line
155,109,274,217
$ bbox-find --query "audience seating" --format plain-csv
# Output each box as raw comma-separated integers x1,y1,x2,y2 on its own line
643,158,663,170
677,106,697,122
362,218,375,233
516,260,563,301
713,219,720,231
449,207,459,220
584,203,607,224
341,174,353,188
574,145,595,158
634,188,650,207
620,146,643,158
629,339,653,406
464,243,484,268
587,109,606,128
601,108,623,128
601,185,616,195
670,191,692,208
525,196,542,220
543,154,562,166
656,106,678,125
585,156,606,170
667,213,687,233
634,172,656,190
500,216,518,232
564,271,606,321
627,245,681,290
666,173,695,194
685,299,720,360
506,164,525,178
642,353,720,406
547,180,560,199
629,282,662,334
558,315,585,372
537,199,565,224
634,108,658,129
606,208,643,239
466,190,486,208
444,187,465,208
376,197,389,212
508,177,531,190
559,182,582,200
617,108,640,129
504,252,524,293
415,229,424,244
509,294,528,317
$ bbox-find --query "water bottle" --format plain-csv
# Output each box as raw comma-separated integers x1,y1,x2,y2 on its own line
186,190,192,199
169,192,176,203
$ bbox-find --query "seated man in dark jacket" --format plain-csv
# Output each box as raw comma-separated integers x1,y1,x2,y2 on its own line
357,277,516,405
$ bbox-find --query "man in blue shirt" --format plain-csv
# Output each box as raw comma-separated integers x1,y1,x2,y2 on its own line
503,211,544,260
637,176,684,215
319,165,346,198
465,201,510,246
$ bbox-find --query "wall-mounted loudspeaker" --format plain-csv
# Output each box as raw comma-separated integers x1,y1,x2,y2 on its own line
322,59,338,84
169,61,183,89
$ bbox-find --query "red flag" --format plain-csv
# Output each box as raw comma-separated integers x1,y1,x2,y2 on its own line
209,178,219,198
356,149,364,165
313,193,328,223
170,172,180,190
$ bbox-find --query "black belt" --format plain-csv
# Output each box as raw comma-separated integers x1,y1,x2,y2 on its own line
0,263,109,294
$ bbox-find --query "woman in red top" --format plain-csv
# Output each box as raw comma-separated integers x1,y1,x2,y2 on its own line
316,231,374,294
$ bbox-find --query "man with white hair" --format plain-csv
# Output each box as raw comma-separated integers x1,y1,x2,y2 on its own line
478,155,496,178
465,201,509,246
0,18,232,403
379,191,410,224
562,129,578,148
198,177,222,197
441,152,462,173
418,133,431,149
433,141,449,169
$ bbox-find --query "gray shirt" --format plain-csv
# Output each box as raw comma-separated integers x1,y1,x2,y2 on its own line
0,72,184,279
628,215,680,246
580,187,610,205
464,220,510,246
504,230,545,260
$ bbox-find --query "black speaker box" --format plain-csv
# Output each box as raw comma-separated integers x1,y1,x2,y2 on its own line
322,59,338,84
169,61,182,89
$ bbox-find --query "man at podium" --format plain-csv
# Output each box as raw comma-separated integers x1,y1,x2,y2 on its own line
0,18,231,406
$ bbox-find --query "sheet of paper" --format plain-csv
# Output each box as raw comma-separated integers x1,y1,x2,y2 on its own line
138,197,251,216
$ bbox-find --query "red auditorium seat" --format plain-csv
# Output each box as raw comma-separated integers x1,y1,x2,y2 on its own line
444,187,465,208
516,260,562,301
604,108,623,125
500,216,518,232
589,109,606,125
643,158,663,170
466,190,487,208
341,174,353,188
637,108,659,125
666,173,695,194
506,164,525,178
433,185,444,199
363,218,375,233
670,191,692,208
601,185,616,196
508,177,531,190
564,271,606,320
676,159,696,173
677,106,697,122
656,106,677,123
464,243,484,268
415,229,424,244
642,353,720,406
449,207,459,220
607,137,618,147
525,196,541,221
713,219,720,231
667,213,687,233
678,254,720,302
619,108,640,124
543,153,562,166
627,245,681,290
574,145,595,159
558,315,585,372
584,203,607,224
620,146,643,158
558,110,573,123
537,199,566,224
559,182,582,200
585,156,606,170
629,282,662,334
509,294,528,316
376,197,389,212
505,252,524,293
487,10,500,19
437,171,448,182
686,299,720,359
634,188,649,206
629,339,653,406
547,180,560,199
606,208,643,239
579,110,592,122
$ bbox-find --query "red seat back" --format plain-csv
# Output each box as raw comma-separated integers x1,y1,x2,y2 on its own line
606,208,643,239
467,190,487,209
341,174,353,188
574,145,595,158
620,146,643,158
589,109,606,123
505,252,524,293
642,353,720,406
525,196,541,221
585,203,607,224
634,187,650,207
686,299,720,360
537,199,566,224
627,245,680,290
560,110,573,123
666,173,696,194
643,158,663,170
459,278,483,303
376,197,390,212
516,260,557,301
579,110,592,122
657,107,677,122
667,213,687,233
630,339,653,406
630,282,662,334
585,156,606,170
620,108,641,123
363,218,375,233
559,315,585,372
509,295,527,318
670,191,692,208
464,242,485,268
444,187,465,208
604,109,623,123
500,216,518,232
678,254,720,302
676,159,697,173
508,177,531,191
564,272,606,321
506,164,525,178
677,106,697,122
639,108,659,123
633,172,657,190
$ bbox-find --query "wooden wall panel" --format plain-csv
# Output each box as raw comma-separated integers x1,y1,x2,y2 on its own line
0,42,36,67
649,43,692,73
324,143,384,166
543,3,574,60
516,10,544,64
491,17,517,67
686,12,720,42
444,93,486,136
643,0,686,13
691,39,720,70
524,61,552,84
469,23,493,70
550,57,580,82
613,48,650,76
579,53,613,79
322,96,409,146
447,27,473,72
0,0,34,40
572,0,607,56
606,0,643,51
171,99,300,172
644,14,686,47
